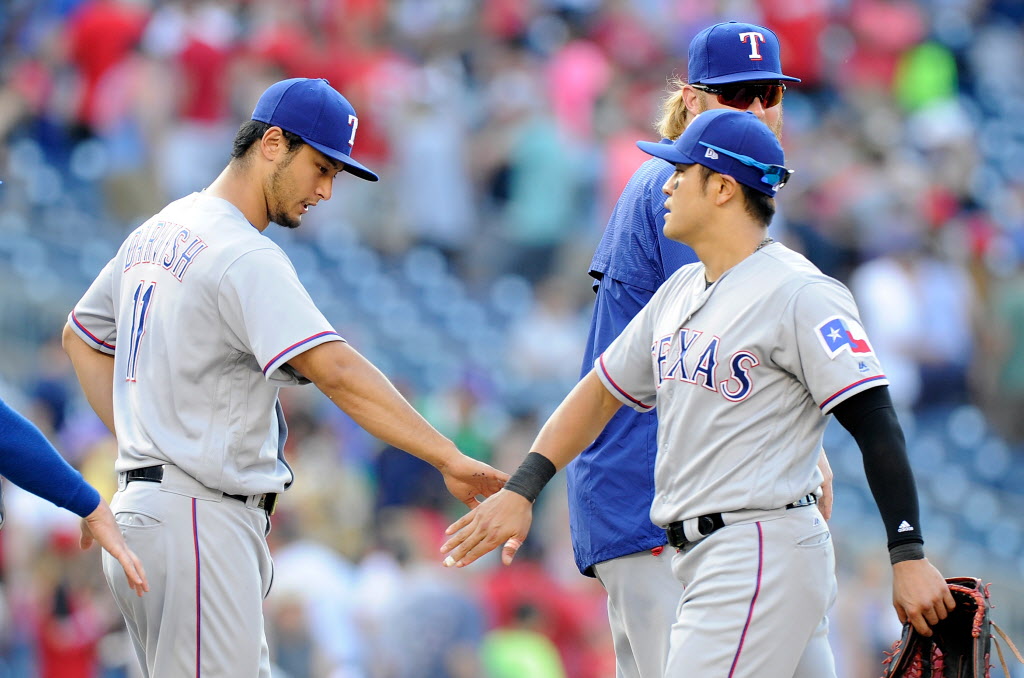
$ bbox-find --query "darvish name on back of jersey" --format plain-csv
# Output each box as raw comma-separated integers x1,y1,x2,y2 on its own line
122,218,208,282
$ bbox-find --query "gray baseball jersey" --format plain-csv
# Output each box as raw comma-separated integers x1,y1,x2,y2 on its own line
69,191,343,495
596,242,887,528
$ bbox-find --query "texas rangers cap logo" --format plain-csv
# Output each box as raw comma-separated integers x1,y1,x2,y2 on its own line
815,316,873,358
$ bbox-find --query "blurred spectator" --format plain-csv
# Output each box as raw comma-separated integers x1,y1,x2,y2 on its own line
65,0,149,138
842,0,926,90
478,541,597,678
266,596,316,678
356,508,487,678
545,27,611,145
267,511,365,678
32,526,121,678
762,0,830,86
505,275,589,391
37,579,104,678
390,73,476,269
24,336,72,440
481,602,567,678
987,260,1024,442
373,381,453,513
475,49,582,283
851,228,976,411
419,378,499,465
141,0,239,201
892,41,959,113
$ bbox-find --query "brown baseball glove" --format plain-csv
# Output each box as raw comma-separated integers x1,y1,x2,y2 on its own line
880,577,1023,678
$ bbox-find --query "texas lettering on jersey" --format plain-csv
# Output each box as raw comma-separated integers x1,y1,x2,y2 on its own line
123,219,208,282
652,328,760,402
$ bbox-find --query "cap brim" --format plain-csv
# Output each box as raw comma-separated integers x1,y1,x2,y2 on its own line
699,71,801,85
636,140,698,166
306,139,380,182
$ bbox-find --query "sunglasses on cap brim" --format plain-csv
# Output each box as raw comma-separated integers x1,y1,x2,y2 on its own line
699,142,794,191
691,82,786,109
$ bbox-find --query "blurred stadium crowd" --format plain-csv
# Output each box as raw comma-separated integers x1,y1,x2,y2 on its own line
1,0,1024,676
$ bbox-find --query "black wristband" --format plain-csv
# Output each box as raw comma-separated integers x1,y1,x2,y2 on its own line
503,452,557,504
889,541,925,565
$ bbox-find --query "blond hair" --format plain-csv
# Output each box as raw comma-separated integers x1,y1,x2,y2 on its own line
656,76,695,141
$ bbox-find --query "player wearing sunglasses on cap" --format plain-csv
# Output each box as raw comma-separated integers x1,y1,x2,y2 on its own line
562,21,834,678
441,21,834,678
443,107,953,678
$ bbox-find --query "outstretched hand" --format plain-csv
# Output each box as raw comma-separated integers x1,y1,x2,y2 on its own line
80,497,149,597
440,455,508,509
441,489,533,568
892,558,955,636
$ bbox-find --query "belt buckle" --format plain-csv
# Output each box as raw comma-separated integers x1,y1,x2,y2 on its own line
665,522,686,549
787,494,817,509
257,493,278,516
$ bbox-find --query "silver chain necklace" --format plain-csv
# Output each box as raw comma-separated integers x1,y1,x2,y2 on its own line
706,237,775,288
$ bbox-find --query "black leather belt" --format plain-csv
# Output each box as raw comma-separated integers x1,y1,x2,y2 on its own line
664,494,817,549
124,466,278,515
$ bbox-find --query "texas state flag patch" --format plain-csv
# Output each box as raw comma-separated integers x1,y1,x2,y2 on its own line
815,316,873,359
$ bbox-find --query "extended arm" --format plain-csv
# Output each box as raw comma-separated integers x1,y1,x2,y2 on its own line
0,397,147,596
441,369,623,567
287,341,507,507
62,323,116,435
832,385,955,635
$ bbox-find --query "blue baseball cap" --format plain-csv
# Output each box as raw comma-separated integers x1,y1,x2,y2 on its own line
636,109,792,196
688,21,800,85
252,78,379,182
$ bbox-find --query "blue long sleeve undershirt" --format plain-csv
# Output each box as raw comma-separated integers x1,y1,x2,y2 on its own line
0,397,101,518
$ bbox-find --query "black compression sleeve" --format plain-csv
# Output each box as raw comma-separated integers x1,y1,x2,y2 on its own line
831,385,925,555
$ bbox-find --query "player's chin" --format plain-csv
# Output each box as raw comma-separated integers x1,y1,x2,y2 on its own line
271,212,302,230
663,222,684,242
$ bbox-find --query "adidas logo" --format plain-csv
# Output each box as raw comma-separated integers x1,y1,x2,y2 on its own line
897,520,914,533
704,147,719,159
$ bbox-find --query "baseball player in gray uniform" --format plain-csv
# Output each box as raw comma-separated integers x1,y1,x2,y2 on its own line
570,21,836,678
62,78,507,677
442,110,954,677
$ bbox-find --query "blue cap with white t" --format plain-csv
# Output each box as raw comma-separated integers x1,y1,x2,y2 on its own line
688,21,800,85
252,78,379,182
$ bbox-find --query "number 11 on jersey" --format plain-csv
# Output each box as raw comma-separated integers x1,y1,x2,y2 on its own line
127,281,156,382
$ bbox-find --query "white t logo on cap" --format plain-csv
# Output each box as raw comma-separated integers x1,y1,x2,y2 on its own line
348,114,359,147
739,32,765,61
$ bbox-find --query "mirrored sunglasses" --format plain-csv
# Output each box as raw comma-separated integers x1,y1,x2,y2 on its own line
691,82,786,109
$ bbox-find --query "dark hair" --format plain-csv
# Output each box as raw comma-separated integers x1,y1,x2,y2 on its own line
697,165,776,226
230,120,305,160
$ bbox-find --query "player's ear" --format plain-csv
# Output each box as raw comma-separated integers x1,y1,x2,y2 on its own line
713,173,738,206
259,127,286,161
681,85,704,117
